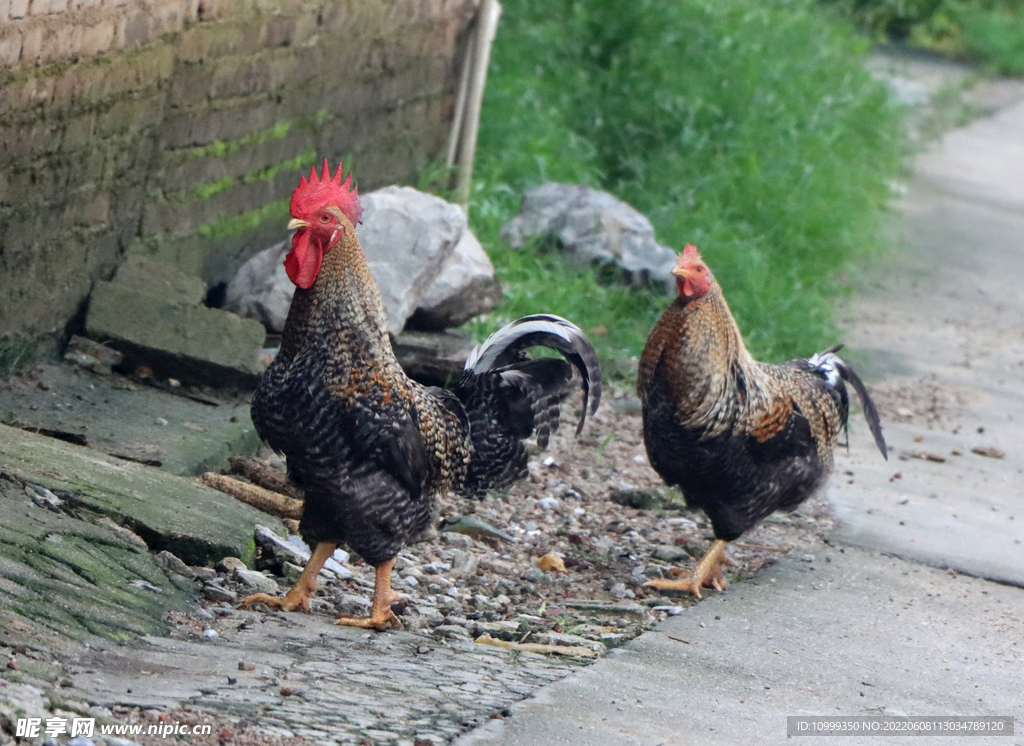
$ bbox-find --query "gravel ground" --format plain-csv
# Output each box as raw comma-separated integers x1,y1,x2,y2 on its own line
197,383,835,651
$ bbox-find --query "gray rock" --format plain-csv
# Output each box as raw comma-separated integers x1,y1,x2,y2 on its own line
500,183,678,292
234,568,279,594
406,228,502,330
155,550,193,577
225,187,499,334
651,545,691,562
202,583,237,603
334,593,373,617
216,557,246,573
609,488,664,510
85,255,266,386
433,624,473,641
357,186,465,334
223,239,292,332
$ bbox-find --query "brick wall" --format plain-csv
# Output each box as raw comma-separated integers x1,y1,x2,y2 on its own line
0,0,476,368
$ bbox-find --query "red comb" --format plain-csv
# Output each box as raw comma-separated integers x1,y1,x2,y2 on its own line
680,243,701,264
290,159,363,225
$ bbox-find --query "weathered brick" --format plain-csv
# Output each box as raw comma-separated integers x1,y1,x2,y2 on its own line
156,126,309,195
9,0,28,17
20,22,43,62
209,57,272,99
78,18,116,56
59,111,96,151
261,14,295,48
0,27,21,66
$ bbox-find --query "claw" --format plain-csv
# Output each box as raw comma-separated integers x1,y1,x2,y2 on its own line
333,558,403,632
240,588,311,613
645,539,732,599
238,541,336,615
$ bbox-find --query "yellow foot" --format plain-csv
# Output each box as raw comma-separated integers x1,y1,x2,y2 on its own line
644,539,734,599
239,587,311,613
335,559,403,631
238,541,337,614
334,608,402,631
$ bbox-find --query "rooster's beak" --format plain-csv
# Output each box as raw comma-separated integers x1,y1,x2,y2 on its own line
670,263,690,279
287,218,310,231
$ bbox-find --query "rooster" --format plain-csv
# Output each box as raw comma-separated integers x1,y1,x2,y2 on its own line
241,161,600,629
638,244,886,597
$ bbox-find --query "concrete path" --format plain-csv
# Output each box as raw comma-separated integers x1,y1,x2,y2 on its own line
455,54,1024,746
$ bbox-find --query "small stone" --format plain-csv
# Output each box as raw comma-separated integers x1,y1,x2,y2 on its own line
404,576,420,587
651,545,690,562
6,658,18,670
522,567,543,581
216,557,247,573
536,496,561,511
609,582,627,599
238,661,256,671
155,551,193,577
202,584,237,603
609,488,663,510
234,569,279,594
203,629,219,639
419,608,446,627
335,594,373,617
434,624,472,640
282,562,305,582
652,605,684,616
155,417,168,426
801,554,815,563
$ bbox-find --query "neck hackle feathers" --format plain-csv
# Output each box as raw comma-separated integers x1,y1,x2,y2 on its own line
290,159,363,226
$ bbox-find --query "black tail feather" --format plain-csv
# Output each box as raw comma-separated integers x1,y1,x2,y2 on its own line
463,314,602,437
835,358,888,460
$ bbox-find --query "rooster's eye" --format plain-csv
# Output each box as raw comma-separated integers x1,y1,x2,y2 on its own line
319,214,331,223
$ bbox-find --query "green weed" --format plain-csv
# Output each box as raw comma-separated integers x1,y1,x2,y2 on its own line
466,0,906,372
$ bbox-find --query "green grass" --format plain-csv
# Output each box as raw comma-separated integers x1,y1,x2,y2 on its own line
462,0,906,374
824,0,1024,75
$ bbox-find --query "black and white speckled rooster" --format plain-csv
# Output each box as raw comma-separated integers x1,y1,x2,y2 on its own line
241,161,601,629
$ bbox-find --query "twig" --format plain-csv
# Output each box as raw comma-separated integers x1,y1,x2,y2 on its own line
474,633,598,658
199,473,303,520
734,541,791,554
229,456,304,500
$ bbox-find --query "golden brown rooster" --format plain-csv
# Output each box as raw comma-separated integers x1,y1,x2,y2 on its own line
241,161,600,629
638,244,886,597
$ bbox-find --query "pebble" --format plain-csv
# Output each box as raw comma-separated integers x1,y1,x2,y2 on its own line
801,554,815,563
234,568,280,594
203,629,219,639
335,594,373,617
433,624,473,641
216,557,246,573
404,576,420,587
201,584,237,603
652,605,684,616
651,545,690,562
536,497,561,511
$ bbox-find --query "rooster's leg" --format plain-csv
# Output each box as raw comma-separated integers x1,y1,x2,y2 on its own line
645,539,734,599
335,558,402,631
239,541,337,613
